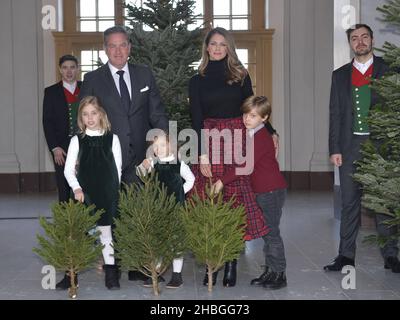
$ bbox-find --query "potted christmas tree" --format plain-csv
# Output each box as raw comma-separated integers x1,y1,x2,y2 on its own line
181,186,246,292
354,0,400,247
113,172,186,296
33,200,103,299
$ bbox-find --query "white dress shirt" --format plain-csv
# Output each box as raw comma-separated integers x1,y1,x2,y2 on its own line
353,56,373,75
136,154,195,194
64,129,122,191
108,62,132,99
248,123,265,138
63,81,77,94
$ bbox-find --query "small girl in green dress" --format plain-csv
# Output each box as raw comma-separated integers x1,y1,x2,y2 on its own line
137,132,195,288
64,96,122,290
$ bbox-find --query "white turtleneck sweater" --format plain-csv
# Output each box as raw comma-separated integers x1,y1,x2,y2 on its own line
64,129,122,191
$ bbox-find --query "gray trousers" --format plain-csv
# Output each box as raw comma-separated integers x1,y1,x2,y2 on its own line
339,135,399,260
256,189,287,272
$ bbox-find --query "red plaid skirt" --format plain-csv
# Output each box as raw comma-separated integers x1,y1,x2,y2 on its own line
190,117,269,240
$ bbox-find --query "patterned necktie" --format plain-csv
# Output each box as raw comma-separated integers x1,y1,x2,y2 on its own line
116,70,131,113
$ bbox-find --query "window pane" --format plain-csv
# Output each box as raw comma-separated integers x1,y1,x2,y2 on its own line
99,20,115,32
81,51,94,65
99,51,108,64
99,0,115,16
80,0,96,17
213,0,230,15
232,0,248,15
214,19,230,30
193,0,203,16
232,19,248,30
236,49,248,67
80,20,97,32
188,19,203,31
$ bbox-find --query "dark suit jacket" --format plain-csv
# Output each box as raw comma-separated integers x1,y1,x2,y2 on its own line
79,63,169,169
43,81,82,152
329,55,389,157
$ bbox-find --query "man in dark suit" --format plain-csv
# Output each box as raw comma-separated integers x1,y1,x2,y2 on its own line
325,24,399,272
79,26,169,288
43,55,82,203
79,26,169,185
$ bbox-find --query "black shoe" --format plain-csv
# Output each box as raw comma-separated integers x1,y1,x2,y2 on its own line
223,259,237,287
263,271,287,290
128,270,149,281
166,272,183,289
384,257,400,273
104,265,120,290
55,272,78,290
250,266,272,286
143,275,165,287
203,268,218,286
323,255,355,271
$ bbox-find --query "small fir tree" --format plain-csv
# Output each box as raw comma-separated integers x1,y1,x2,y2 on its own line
354,0,400,246
124,0,203,130
113,172,186,296
181,186,246,292
33,200,103,299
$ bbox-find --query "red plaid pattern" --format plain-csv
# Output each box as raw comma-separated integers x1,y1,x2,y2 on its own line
190,117,269,240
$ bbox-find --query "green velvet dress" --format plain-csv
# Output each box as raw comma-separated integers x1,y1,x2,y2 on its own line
154,161,185,204
77,132,119,226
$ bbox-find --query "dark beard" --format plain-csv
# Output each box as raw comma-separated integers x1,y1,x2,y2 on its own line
354,46,373,57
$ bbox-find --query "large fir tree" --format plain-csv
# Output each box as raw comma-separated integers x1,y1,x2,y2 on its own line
354,0,400,247
124,0,203,130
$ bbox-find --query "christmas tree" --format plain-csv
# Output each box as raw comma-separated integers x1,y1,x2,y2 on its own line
354,0,400,247
181,185,246,292
124,0,203,130
33,200,103,299
113,172,186,296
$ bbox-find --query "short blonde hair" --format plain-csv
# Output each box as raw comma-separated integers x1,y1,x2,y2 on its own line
77,96,111,136
241,95,272,121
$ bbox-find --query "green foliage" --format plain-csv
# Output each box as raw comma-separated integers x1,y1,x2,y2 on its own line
113,171,186,295
33,200,103,298
125,0,203,130
181,185,246,292
355,0,400,248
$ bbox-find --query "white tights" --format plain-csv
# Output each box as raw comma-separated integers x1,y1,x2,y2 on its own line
97,225,114,265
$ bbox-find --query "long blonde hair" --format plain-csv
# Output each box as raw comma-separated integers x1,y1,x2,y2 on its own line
198,27,248,85
77,96,111,136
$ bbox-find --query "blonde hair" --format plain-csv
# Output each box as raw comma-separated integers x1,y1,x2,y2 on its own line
77,96,111,136
241,95,272,121
198,27,248,85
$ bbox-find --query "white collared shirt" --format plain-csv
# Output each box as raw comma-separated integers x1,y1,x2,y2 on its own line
353,56,373,75
248,123,265,138
108,62,132,99
63,81,77,94
137,154,195,194
64,129,122,191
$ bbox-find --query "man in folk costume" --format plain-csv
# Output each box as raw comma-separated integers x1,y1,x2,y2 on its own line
325,24,400,273
43,55,82,203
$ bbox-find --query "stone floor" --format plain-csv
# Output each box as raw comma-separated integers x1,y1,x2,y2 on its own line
0,191,399,300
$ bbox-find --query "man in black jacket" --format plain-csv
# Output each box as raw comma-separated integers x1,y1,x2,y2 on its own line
325,24,399,273
43,55,82,202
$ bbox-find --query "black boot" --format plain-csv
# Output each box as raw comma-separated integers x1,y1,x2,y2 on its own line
128,270,149,281
56,272,78,290
222,259,237,287
384,256,400,273
143,275,165,287
250,266,272,286
166,272,183,289
262,271,287,290
203,268,218,286
104,265,120,290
